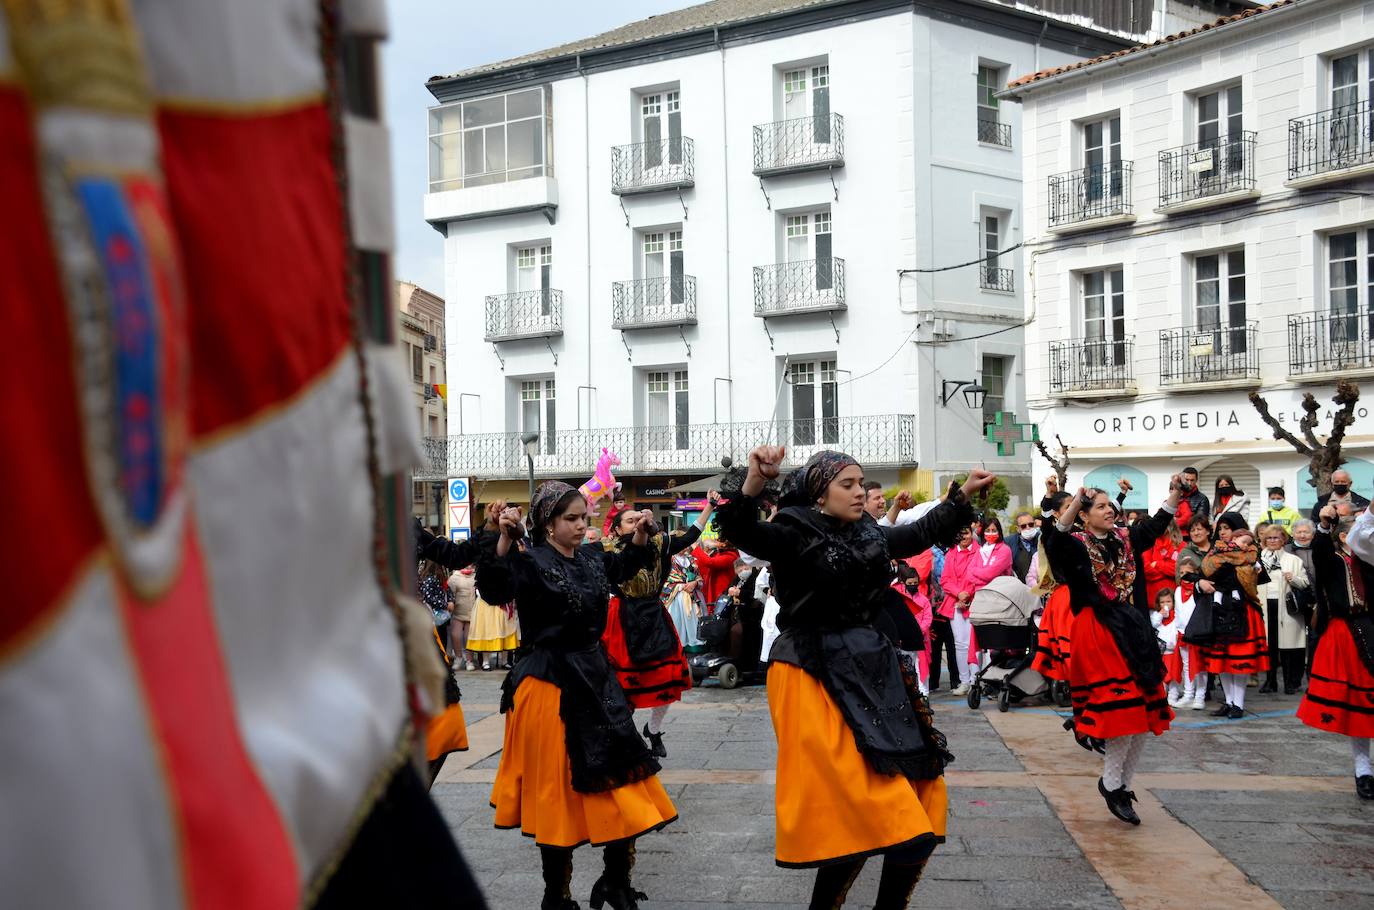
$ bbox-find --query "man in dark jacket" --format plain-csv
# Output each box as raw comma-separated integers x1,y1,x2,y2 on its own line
1308,468,1370,523
1010,510,1038,583
1174,466,1210,530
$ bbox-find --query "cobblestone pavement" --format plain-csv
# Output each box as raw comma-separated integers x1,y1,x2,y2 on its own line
434,673,1373,909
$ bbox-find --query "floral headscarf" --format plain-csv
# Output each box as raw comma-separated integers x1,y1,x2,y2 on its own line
529,481,577,538
802,450,859,504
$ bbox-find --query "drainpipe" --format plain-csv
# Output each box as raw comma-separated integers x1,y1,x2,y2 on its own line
716,27,734,430
580,54,594,428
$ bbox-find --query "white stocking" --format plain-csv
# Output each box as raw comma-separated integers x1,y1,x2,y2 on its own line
1230,674,1247,710
1191,671,1207,701
1103,737,1132,791
646,704,670,735
1353,737,1373,778
1121,733,1149,789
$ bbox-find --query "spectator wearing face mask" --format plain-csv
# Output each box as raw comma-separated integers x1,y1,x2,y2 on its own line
1261,487,1300,533
1010,511,1038,583
1309,469,1370,524
1173,467,1211,530
1211,475,1249,526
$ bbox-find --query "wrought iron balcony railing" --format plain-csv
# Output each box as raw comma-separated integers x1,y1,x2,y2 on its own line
1047,162,1133,229
484,289,563,343
753,258,846,317
752,113,845,176
1048,338,1135,395
1288,311,1374,376
979,265,1014,292
611,136,695,195
423,332,437,352
416,414,917,481
1158,132,1256,209
1289,101,1374,182
612,275,698,330
1159,321,1259,387
977,118,1012,148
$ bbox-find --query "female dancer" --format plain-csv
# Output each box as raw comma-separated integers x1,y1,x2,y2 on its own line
1044,482,1181,825
716,446,993,909
1302,506,1374,799
479,484,677,910
1200,514,1268,718
603,492,719,757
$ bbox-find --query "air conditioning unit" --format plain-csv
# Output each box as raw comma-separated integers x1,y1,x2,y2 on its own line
930,318,955,339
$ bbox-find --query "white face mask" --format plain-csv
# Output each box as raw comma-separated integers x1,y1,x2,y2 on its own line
1019,528,1038,541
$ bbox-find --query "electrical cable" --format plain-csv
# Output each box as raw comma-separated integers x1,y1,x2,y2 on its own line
896,243,1024,274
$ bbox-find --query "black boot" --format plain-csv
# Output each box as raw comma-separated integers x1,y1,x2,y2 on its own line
1357,775,1374,800
1098,777,1140,825
642,723,667,759
1281,649,1303,695
590,841,645,910
1258,674,1277,694
1211,702,1232,717
808,859,864,910
873,855,930,910
540,847,579,910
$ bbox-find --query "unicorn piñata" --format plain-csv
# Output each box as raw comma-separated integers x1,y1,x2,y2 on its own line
579,448,622,506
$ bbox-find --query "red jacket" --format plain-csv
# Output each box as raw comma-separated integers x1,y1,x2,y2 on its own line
1143,538,1179,608
692,543,739,604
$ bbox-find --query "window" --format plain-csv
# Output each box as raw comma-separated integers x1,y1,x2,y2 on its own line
1330,50,1374,110
413,480,427,504
980,355,1008,429
983,214,1002,269
410,343,423,381
427,86,550,192
640,229,686,307
519,378,557,455
977,65,1002,127
1082,268,1126,366
1197,86,1242,146
427,415,439,437
789,359,838,446
1083,115,1122,200
782,62,831,143
640,89,683,167
1194,250,1248,353
428,365,437,385
784,210,833,293
515,243,553,313
646,369,689,450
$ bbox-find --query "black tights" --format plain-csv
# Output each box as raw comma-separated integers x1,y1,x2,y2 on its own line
928,618,959,688
809,855,930,909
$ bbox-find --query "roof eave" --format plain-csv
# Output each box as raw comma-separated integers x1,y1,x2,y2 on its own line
997,0,1314,102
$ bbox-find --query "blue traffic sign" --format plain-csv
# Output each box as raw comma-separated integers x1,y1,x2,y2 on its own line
448,479,468,503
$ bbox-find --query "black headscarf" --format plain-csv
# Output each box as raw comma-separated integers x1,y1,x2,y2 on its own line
530,481,578,540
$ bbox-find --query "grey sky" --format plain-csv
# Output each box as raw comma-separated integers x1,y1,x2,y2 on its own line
383,0,696,296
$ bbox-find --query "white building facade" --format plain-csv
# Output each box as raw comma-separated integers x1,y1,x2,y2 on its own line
1006,0,1374,520
422,0,1237,504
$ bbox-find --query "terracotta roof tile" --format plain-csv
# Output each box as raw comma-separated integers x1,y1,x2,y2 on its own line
1005,0,1298,92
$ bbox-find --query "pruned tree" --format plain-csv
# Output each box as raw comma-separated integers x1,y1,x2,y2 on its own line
1034,433,1071,490
1248,380,1360,495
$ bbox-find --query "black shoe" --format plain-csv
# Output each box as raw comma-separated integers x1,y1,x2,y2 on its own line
1211,703,1232,717
590,877,646,910
1098,777,1140,825
1283,685,1297,695
1356,776,1374,800
1258,680,1277,694
642,724,667,759
1227,706,1244,719
542,900,580,910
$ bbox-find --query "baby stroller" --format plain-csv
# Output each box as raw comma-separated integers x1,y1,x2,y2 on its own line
966,576,1047,712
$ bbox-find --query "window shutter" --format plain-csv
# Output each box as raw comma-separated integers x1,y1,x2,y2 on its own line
668,109,682,165
813,84,830,144
644,114,662,168
815,230,833,290
540,262,551,315
821,379,838,444
670,249,684,305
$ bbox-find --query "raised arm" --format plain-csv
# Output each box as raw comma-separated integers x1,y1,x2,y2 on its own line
1129,474,1183,552
415,518,483,571
715,447,805,563
881,470,995,559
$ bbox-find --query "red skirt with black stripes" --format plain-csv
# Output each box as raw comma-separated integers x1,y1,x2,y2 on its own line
1032,586,1073,682
1202,603,1270,676
603,595,692,710
1068,607,1173,740
1297,618,1374,738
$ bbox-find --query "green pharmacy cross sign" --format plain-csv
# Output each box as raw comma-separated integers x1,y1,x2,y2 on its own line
984,411,1039,456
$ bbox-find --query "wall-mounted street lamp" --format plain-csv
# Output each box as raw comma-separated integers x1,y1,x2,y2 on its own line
940,380,987,409
520,430,540,504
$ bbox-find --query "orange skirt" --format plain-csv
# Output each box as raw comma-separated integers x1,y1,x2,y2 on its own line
490,676,677,848
1202,604,1270,675
425,703,469,761
1032,586,1073,681
1297,618,1374,738
769,661,946,868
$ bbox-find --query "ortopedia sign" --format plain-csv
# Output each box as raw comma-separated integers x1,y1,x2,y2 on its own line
1036,387,1370,448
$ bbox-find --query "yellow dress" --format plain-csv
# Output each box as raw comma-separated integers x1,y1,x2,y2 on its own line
467,594,519,652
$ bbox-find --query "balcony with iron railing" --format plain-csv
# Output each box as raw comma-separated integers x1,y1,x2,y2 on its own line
752,113,845,176
1047,162,1134,232
1159,321,1260,388
754,258,846,317
979,264,1014,293
1288,311,1374,379
612,275,698,330
484,289,563,343
1048,338,1136,397
1289,100,1374,187
611,136,695,195
1157,132,1258,213
977,118,1012,148
416,414,917,481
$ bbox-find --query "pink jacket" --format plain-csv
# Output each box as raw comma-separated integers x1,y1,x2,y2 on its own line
891,581,934,684
939,544,977,619
968,542,1014,591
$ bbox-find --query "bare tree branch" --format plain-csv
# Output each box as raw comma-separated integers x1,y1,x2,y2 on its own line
1034,434,1070,489
1299,394,1322,451
1248,390,1313,457
1324,379,1360,467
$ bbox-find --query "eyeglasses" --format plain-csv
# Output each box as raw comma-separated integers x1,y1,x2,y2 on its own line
1016,522,1034,530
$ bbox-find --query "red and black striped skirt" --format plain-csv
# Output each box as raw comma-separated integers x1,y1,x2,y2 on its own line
1032,586,1073,682
1297,618,1374,738
1202,604,1270,675
1068,607,1172,740
603,595,692,710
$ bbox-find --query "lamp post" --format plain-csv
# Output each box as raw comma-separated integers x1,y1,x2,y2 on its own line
939,379,987,409
520,430,540,505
